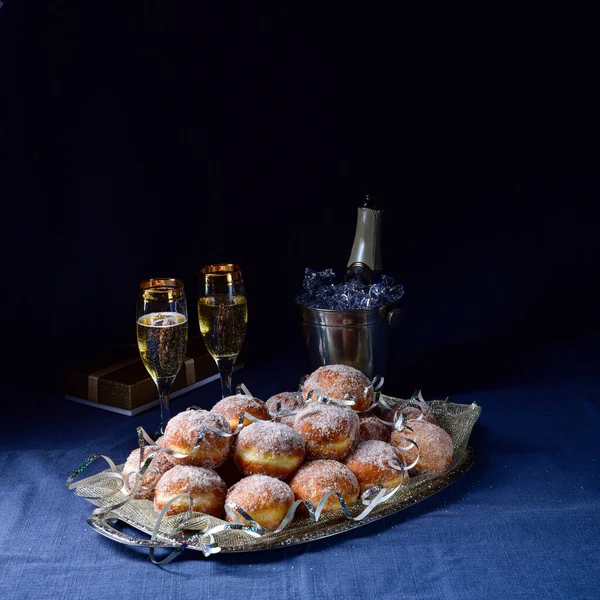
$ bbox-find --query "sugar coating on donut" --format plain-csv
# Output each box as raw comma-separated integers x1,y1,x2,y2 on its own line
290,460,360,513
211,394,269,429
234,421,306,478
390,420,453,474
266,392,305,427
293,403,359,460
164,409,231,449
344,440,407,492
359,415,392,442
154,465,226,516
237,421,305,455
122,445,173,500
294,402,359,439
161,409,232,468
226,475,295,530
227,475,295,514
156,465,225,496
302,364,373,411
346,440,402,472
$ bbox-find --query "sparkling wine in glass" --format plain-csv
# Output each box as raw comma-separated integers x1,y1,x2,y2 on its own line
198,264,247,398
137,278,188,436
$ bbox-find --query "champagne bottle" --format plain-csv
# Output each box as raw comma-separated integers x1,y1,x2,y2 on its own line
345,194,383,285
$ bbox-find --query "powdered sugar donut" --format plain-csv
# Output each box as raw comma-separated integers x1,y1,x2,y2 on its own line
265,391,305,427
161,409,232,468
293,402,359,460
234,421,306,479
226,475,295,530
344,440,408,493
153,465,227,516
211,394,269,431
122,445,174,500
289,460,360,514
359,415,392,442
302,365,373,411
390,420,453,475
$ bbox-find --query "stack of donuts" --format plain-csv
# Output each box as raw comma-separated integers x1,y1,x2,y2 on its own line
121,364,454,532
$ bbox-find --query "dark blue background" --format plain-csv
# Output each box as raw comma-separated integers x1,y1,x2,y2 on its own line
2,2,599,396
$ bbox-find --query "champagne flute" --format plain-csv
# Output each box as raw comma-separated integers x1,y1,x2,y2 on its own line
137,278,188,436
198,264,247,398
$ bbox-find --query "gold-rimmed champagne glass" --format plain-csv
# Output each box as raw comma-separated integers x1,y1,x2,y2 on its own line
137,278,188,436
198,264,247,398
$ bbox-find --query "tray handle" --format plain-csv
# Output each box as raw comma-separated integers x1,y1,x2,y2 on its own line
86,512,180,548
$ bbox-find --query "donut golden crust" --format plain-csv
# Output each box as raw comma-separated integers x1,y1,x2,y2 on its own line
302,364,373,412
211,394,269,431
122,446,174,500
390,420,453,474
359,415,392,442
226,475,295,531
234,421,306,479
161,409,233,468
153,465,227,517
344,440,408,493
289,460,360,514
293,403,359,461
265,392,305,427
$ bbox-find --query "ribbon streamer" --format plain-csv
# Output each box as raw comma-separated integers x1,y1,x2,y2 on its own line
305,388,356,407
236,383,254,398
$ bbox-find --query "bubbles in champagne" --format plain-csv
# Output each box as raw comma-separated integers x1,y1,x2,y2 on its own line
198,295,247,359
137,312,188,381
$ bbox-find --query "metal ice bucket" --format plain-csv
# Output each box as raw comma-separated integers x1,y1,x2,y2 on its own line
300,300,402,380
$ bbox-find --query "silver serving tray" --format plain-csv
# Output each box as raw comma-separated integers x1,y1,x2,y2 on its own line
76,399,481,554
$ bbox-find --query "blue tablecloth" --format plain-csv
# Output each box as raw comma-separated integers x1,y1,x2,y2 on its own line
1,345,599,600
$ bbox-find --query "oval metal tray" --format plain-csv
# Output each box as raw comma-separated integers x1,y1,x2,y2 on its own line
75,399,481,554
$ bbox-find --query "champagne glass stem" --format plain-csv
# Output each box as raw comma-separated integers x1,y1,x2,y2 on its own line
216,357,236,398
156,378,174,437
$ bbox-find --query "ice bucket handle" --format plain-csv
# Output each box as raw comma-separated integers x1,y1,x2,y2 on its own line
385,307,402,328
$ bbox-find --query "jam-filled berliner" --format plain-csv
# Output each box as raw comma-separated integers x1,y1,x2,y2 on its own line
293,402,359,461
390,420,453,475
161,409,232,468
122,445,174,500
344,440,408,493
211,394,269,431
153,465,227,516
289,459,360,514
302,364,373,412
226,474,295,531
234,421,306,479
